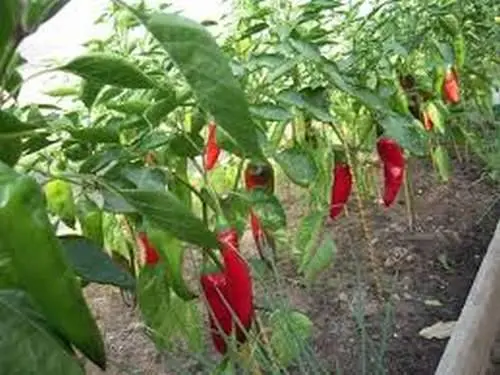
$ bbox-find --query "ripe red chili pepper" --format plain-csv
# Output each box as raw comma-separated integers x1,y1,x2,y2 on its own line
422,110,433,131
376,137,405,207
244,161,274,193
136,232,160,265
200,227,254,354
329,162,353,219
244,161,276,265
204,121,221,171
443,68,460,104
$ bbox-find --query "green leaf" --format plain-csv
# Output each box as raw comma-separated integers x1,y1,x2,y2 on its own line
0,164,106,367
269,309,313,367
59,235,135,290
0,138,22,166
0,0,17,61
378,114,427,156
275,146,318,187
106,99,150,115
246,190,287,232
146,226,197,301
4,70,23,98
44,86,80,97
80,79,103,109
141,12,263,159
302,237,336,283
440,14,460,36
0,109,41,137
60,53,155,89
169,132,204,158
145,98,178,126
120,189,218,249
432,145,452,182
295,211,326,271
44,179,76,228
0,290,84,375
137,265,172,349
69,126,120,144
250,104,293,122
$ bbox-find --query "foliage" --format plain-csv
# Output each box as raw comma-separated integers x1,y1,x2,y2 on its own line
0,0,498,373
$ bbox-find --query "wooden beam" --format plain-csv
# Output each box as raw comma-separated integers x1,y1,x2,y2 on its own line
435,221,500,375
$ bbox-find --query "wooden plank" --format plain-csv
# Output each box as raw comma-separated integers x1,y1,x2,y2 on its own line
435,221,500,375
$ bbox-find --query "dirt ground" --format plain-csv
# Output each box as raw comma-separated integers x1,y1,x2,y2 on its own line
83,157,500,375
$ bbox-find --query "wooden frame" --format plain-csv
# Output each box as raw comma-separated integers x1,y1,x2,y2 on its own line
435,221,500,375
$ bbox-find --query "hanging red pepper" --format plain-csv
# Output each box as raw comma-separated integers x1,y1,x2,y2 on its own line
203,121,221,171
442,68,460,104
422,110,434,131
200,226,254,354
136,232,160,265
244,161,275,193
244,161,276,265
329,162,353,219
376,137,405,208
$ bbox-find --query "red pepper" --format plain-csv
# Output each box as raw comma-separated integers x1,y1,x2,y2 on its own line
244,161,274,193
203,121,221,171
422,110,433,131
136,232,160,265
443,68,460,104
376,137,405,207
329,162,353,219
200,227,254,354
244,161,275,264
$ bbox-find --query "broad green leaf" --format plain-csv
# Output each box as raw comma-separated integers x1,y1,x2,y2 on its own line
295,211,326,270
275,146,318,187
76,198,103,247
23,0,71,34
269,309,313,367
0,0,17,61
59,235,135,290
137,265,172,349
220,193,249,237
102,213,130,259
146,225,197,301
0,290,84,375
0,163,106,368
246,190,287,232
44,179,76,228
145,98,178,126
302,237,336,283
141,12,263,159
80,79,103,109
121,166,168,192
432,145,452,182
238,22,268,40
0,109,41,137
169,132,204,158
378,114,427,156
69,126,120,144
120,189,218,248
60,53,155,89
4,70,23,98
250,104,293,122
106,99,150,115
276,89,307,108
0,138,22,166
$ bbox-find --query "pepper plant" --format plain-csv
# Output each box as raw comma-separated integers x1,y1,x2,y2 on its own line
0,0,498,374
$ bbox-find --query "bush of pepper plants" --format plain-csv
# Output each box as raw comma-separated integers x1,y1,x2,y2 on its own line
0,0,499,374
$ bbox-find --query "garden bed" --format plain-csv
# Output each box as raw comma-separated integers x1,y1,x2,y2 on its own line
83,159,499,375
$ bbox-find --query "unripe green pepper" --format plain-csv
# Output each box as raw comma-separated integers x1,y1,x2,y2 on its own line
76,198,104,247
0,161,106,369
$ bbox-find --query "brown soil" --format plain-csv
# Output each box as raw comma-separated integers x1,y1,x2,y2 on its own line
83,158,500,375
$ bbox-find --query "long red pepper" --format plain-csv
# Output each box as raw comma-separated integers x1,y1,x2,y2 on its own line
376,137,405,207
329,162,353,219
204,121,221,171
200,227,254,354
244,161,275,264
443,68,460,104
136,232,160,265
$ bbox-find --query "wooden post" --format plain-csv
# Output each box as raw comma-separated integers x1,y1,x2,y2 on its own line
435,221,500,375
